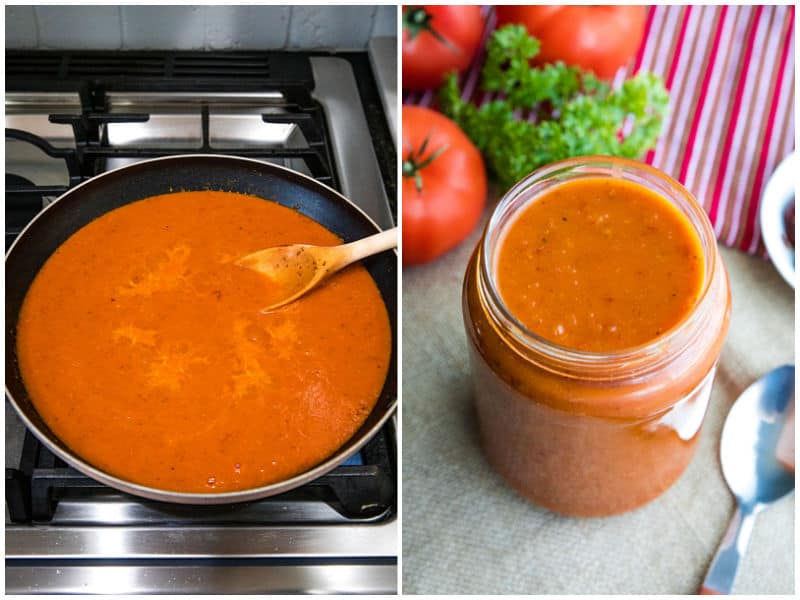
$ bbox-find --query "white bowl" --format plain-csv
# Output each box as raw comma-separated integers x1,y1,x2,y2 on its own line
760,152,795,288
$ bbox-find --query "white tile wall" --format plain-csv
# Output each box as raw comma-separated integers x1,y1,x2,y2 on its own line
287,5,377,49
121,5,206,50
37,6,122,50
5,5,37,48
5,5,396,50
204,6,291,50
371,5,397,37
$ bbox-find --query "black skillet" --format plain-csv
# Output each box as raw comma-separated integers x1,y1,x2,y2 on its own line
5,154,397,504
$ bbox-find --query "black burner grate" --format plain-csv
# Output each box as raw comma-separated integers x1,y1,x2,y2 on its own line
6,51,308,82
5,51,338,249
6,424,395,524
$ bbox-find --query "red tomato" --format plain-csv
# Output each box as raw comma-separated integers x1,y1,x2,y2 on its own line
495,5,647,79
402,106,487,265
402,5,484,91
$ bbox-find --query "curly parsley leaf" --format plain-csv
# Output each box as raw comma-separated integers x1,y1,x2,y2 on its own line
439,25,669,189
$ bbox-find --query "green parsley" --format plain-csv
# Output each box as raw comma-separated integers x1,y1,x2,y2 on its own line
439,25,670,189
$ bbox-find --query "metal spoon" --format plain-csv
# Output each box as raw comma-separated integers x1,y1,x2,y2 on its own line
235,227,397,311
700,365,795,594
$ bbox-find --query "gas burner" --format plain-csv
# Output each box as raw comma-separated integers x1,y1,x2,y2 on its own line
5,49,396,595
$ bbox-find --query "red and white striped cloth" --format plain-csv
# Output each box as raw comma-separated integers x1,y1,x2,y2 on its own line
403,5,796,255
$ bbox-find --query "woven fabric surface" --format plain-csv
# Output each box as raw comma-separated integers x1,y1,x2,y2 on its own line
402,5,796,255
401,201,795,594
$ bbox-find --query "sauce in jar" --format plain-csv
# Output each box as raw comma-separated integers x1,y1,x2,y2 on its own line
496,178,704,352
463,157,730,516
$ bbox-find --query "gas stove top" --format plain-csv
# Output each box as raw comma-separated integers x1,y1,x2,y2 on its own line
5,50,397,594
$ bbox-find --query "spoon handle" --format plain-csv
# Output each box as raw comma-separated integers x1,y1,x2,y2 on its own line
341,227,398,264
699,505,757,594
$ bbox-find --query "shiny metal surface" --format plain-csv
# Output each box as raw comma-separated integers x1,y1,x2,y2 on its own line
106,91,285,104
5,140,71,187
209,109,303,149
41,496,371,525
6,91,81,186
310,57,394,229
105,92,311,175
6,521,396,559
701,365,795,594
7,564,396,594
5,92,81,146
368,37,398,145
106,91,296,151
6,92,84,107
5,402,26,471
106,111,202,149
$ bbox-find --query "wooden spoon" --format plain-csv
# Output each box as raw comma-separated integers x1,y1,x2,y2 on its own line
236,227,397,311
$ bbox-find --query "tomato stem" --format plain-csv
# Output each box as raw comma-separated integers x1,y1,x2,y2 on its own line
403,134,448,193
402,7,460,52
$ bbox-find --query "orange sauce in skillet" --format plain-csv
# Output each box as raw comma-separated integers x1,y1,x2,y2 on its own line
16,191,392,493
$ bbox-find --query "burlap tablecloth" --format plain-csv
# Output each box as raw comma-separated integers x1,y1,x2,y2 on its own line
401,203,794,595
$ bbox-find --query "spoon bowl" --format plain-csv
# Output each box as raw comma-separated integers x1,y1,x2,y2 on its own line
701,365,795,594
236,244,326,310
720,365,795,506
236,227,397,311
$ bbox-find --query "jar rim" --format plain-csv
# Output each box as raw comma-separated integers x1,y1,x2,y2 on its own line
478,156,719,375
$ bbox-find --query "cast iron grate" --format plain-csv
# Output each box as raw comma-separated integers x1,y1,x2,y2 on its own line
6,51,337,250
6,51,297,80
6,423,395,524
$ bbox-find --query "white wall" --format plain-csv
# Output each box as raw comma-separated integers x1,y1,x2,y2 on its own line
6,5,397,50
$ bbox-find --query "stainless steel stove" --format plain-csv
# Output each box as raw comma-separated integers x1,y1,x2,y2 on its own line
5,50,397,594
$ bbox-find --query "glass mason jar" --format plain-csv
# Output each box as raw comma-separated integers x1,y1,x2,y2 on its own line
462,157,731,517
